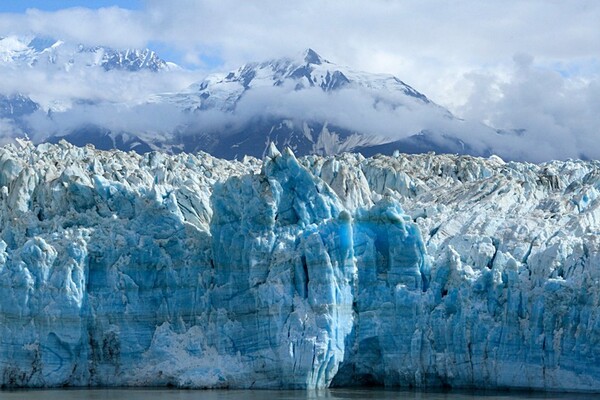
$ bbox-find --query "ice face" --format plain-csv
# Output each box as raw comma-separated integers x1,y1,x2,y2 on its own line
0,141,600,391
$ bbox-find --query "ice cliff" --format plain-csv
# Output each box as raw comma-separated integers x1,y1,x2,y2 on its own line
1,140,600,392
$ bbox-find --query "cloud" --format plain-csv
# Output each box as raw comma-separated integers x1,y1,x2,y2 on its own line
4,2,599,82
231,83,456,141
8,54,599,163
19,78,494,157
0,7,149,49
457,54,600,162
2,2,600,102
22,104,192,152
0,118,25,145
0,59,203,112
138,0,600,105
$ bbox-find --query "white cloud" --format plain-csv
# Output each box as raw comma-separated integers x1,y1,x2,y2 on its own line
0,7,149,49
0,118,25,144
0,57,204,112
25,102,191,141
457,55,600,161
138,0,600,104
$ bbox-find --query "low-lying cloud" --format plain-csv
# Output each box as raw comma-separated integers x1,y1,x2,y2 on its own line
17,76,496,158
456,54,600,162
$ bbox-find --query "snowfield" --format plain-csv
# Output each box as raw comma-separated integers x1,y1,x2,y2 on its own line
0,140,599,391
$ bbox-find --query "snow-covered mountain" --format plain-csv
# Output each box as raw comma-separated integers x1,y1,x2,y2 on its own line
0,46,499,159
161,49,433,111
0,35,178,145
0,35,173,72
146,48,485,159
1,141,600,391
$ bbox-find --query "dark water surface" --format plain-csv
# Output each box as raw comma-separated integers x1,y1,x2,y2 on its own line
0,389,595,400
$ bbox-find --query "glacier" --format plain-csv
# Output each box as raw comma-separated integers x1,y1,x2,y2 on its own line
0,140,600,391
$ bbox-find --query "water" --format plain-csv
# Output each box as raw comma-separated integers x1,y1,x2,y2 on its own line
0,389,594,400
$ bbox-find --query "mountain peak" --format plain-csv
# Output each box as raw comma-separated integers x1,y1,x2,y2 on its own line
303,48,323,65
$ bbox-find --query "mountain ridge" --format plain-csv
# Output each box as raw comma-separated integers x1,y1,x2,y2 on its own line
0,35,174,72
1,44,499,159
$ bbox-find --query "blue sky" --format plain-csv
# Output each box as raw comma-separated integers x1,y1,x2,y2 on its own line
0,1,141,13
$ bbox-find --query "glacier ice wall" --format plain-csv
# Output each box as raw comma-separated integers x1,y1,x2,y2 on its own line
1,140,600,391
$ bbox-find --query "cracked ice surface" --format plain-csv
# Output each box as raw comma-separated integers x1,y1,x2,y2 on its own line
0,140,600,391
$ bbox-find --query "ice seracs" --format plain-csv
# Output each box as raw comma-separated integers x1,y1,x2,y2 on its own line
0,141,600,391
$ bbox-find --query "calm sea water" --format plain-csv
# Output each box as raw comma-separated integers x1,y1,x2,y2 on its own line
0,389,593,400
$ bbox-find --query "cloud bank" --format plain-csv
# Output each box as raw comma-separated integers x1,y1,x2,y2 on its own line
457,55,600,161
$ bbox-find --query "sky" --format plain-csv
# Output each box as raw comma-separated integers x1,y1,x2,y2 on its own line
0,1,142,13
0,0,599,161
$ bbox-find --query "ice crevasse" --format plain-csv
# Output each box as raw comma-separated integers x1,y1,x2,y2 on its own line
0,140,599,391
